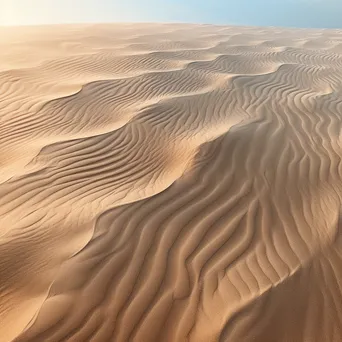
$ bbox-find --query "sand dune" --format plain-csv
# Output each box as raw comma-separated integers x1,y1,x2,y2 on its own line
1,23,342,341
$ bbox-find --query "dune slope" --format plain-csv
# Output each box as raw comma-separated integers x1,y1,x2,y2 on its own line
1,23,342,341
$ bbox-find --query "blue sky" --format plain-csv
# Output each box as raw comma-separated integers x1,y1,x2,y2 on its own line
1,0,342,28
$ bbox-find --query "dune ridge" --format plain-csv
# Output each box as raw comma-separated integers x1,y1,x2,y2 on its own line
1,23,342,341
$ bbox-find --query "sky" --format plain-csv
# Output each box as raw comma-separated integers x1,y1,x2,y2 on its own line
0,0,342,28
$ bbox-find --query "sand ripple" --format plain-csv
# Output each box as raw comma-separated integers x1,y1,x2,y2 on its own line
0,23,342,342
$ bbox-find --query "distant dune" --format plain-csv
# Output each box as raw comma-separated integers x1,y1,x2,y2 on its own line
1,23,342,342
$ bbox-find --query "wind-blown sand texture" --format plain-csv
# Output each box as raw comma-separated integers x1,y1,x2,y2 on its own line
1,23,342,342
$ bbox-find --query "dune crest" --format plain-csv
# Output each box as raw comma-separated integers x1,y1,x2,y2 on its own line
1,23,342,341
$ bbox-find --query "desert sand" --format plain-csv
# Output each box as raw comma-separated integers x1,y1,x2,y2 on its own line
1,23,342,341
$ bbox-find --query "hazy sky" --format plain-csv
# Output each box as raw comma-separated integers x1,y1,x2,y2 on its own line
1,0,342,28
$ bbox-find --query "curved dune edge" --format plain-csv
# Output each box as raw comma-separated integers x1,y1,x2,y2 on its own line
0,23,342,341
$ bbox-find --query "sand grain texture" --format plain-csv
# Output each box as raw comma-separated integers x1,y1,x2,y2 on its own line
1,23,342,341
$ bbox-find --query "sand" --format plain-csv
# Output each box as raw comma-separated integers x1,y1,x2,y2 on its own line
0,23,342,342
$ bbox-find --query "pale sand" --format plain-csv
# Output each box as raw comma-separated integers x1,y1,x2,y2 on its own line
0,23,342,341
